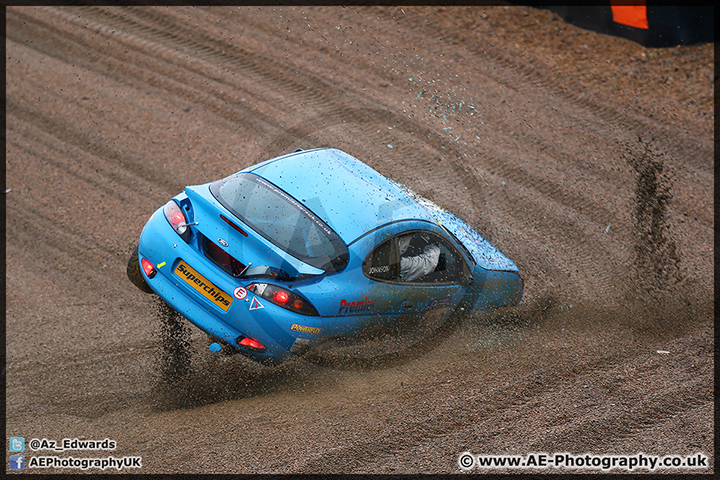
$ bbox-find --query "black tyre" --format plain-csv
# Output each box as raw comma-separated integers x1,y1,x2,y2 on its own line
127,245,154,294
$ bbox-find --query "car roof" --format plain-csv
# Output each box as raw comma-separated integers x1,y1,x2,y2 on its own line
246,148,436,244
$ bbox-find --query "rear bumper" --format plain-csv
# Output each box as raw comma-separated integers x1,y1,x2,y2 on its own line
136,208,323,365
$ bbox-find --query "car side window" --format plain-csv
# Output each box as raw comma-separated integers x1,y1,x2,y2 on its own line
362,236,399,280
363,231,469,285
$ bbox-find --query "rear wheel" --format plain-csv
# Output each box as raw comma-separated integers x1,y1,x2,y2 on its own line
127,245,154,294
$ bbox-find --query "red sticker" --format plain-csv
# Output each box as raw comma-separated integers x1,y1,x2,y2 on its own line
233,286,247,300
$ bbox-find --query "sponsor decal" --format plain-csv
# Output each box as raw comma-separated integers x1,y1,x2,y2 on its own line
428,296,452,310
255,175,334,236
249,297,264,311
174,261,232,311
290,337,310,354
338,297,375,315
368,265,390,275
233,286,248,300
290,324,322,335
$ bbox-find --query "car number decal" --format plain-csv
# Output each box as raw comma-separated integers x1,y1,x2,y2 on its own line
174,261,232,311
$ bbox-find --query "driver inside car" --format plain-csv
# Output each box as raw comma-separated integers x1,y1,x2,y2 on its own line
398,234,442,282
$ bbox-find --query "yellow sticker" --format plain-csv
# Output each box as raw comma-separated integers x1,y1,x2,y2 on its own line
291,324,322,335
174,261,232,311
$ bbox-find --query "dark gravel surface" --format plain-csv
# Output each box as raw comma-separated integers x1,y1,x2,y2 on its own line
5,5,713,474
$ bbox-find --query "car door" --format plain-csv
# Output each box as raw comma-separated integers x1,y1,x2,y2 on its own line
359,227,473,346
425,209,523,312
407,196,523,311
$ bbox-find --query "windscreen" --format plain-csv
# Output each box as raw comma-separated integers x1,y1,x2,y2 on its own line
210,173,348,272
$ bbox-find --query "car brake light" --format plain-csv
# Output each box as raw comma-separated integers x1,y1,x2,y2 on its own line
237,336,265,352
220,214,248,237
247,283,318,316
141,258,157,278
273,290,290,305
163,200,192,241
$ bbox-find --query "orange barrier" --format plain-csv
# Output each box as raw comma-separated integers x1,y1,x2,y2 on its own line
611,3,649,29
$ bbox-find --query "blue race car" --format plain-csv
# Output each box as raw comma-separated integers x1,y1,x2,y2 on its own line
128,148,522,366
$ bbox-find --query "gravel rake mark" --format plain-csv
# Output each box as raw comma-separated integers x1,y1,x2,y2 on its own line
626,137,682,294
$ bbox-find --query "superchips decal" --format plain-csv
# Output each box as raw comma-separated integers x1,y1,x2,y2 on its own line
338,297,375,315
174,261,232,311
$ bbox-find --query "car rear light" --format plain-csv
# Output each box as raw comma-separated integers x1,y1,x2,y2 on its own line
141,258,157,279
237,336,266,352
273,289,290,305
220,214,248,237
163,200,192,241
247,283,319,316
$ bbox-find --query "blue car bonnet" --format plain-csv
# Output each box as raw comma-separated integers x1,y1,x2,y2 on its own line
248,148,435,244
393,183,519,272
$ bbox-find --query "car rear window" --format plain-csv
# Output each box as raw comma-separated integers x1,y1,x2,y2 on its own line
210,173,348,272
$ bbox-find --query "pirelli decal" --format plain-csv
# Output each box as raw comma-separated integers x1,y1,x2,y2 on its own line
174,261,232,311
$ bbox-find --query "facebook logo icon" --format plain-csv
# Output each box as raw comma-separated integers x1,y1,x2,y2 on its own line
10,436,25,452
9,454,25,470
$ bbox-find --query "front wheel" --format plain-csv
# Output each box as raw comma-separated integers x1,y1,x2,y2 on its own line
127,245,154,294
